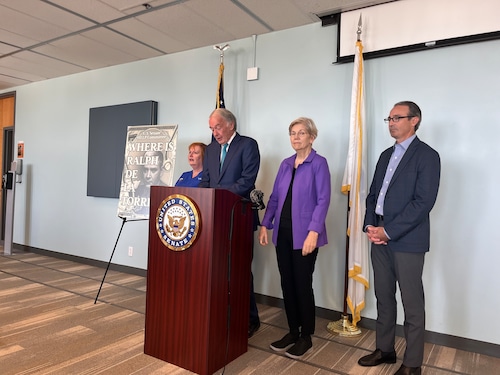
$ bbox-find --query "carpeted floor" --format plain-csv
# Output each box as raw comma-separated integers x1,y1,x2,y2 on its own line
1,250,499,374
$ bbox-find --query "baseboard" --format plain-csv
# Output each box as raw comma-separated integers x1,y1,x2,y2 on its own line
13,244,147,277
14,243,500,359
255,292,500,358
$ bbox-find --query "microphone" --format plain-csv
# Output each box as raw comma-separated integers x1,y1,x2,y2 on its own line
250,189,265,210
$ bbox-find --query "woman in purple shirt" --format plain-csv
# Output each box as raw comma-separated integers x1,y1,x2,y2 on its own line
259,117,331,359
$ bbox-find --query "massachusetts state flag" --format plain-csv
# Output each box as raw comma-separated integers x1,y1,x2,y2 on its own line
342,39,370,327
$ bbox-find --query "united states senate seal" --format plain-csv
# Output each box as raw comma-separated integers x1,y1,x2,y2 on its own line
156,194,200,251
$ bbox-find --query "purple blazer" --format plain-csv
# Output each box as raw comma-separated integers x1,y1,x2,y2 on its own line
261,149,331,249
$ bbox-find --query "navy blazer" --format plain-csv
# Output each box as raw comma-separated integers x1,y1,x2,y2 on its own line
199,132,260,200
364,136,440,253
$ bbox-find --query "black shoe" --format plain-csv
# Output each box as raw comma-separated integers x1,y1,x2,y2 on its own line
270,333,299,352
248,321,260,338
394,364,421,375
358,348,397,367
285,337,312,359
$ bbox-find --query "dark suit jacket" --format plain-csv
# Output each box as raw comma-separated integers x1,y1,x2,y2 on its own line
364,136,440,253
199,132,260,199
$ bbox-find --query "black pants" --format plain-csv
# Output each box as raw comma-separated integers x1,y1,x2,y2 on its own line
276,223,318,336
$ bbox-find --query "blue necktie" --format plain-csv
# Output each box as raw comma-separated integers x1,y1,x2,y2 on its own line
220,143,228,170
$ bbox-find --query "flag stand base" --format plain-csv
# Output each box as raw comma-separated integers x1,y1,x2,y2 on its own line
327,315,362,337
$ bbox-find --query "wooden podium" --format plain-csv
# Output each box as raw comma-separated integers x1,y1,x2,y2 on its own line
144,186,253,375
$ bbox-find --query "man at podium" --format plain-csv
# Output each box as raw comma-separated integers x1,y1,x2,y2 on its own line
199,108,261,338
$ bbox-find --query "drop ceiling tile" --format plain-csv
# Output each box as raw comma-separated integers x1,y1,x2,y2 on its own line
135,3,240,49
240,0,317,31
0,42,20,55
0,26,41,49
2,51,86,79
0,13,63,44
102,0,177,14
288,0,348,15
0,75,30,90
0,62,47,82
102,0,155,12
109,18,189,53
0,2,93,43
2,0,95,29
33,34,139,69
82,28,164,59
183,0,271,38
47,0,126,23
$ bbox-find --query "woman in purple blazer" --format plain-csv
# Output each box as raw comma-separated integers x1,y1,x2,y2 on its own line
259,117,331,359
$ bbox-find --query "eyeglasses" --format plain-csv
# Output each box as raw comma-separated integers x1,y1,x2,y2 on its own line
289,130,308,137
384,115,414,123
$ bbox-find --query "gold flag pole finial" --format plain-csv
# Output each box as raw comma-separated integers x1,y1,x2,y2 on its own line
357,14,362,41
214,43,230,63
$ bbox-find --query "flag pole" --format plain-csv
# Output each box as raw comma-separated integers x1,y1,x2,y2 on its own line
327,15,364,337
327,193,361,336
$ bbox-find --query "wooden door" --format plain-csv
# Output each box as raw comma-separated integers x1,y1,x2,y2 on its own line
0,93,15,241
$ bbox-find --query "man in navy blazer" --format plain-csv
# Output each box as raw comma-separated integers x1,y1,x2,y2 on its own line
358,101,440,375
199,108,261,337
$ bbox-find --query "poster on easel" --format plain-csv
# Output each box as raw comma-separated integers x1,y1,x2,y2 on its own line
117,124,178,219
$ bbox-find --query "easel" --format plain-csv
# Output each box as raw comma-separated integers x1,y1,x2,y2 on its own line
94,216,146,304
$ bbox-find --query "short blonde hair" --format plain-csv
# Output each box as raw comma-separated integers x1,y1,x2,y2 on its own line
288,117,318,139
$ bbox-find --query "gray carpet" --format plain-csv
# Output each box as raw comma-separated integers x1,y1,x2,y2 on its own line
1,250,498,374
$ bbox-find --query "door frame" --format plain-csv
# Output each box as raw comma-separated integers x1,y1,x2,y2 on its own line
0,92,16,242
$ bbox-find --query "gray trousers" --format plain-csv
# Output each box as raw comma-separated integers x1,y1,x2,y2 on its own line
371,243,426,367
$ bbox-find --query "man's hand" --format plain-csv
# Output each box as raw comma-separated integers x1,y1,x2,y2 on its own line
366,225,388,245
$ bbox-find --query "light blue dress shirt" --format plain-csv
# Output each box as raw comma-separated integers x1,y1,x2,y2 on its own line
375,135,416,216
